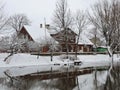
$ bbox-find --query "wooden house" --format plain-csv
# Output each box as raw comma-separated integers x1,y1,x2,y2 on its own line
50,28,93,52
18,26,34,41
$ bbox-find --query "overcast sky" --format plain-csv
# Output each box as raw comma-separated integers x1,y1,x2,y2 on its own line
2,0,96,25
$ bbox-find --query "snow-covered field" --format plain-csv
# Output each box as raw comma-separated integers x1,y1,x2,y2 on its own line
0,53,112,78
0,53,111,68
0,53,71,67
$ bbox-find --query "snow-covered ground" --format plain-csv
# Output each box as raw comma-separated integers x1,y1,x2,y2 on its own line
0,53,72,67
0,53,111,68
0,53,112,78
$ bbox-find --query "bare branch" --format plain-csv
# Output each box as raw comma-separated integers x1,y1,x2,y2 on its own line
75,10,88,58
88,0,120,51
8,14,31,34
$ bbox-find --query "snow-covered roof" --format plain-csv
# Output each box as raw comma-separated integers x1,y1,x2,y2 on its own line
47,27,58,34
77,33,93,45
71,29,93,45
24,25,58,44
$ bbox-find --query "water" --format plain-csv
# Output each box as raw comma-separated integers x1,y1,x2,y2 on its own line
0,65,118,90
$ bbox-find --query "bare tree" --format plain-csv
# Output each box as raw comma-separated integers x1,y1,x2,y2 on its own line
90,27,98,48
75,10,88,59
88,0,120,65
88,1,120,88
89,27,105,51
49,40,57,61
8,14,30,34
0,4,9,33
52,0,73,57
53,0,73,29
88,0,112,48
8,14,31,47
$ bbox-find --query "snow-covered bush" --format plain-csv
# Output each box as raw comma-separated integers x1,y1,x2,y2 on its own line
0,36,11,52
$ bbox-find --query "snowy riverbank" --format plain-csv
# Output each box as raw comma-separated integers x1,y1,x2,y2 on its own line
0,53,113,68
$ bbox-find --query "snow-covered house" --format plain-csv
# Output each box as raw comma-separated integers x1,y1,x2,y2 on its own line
49,28,93,52
0,24,58,53
19,25,93,53
20,25,58,53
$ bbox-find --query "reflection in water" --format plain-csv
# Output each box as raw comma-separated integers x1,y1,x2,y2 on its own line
55,77,76,90
0,66,110,90
0,75,76,90
104,65,120,90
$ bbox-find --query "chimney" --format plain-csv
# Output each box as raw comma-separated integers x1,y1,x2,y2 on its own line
40,24,42,28
45,24,50,29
